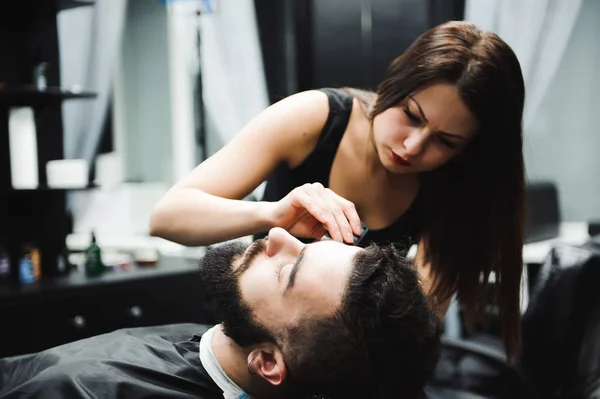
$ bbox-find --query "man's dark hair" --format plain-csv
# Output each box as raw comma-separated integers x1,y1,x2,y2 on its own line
282,243,442,399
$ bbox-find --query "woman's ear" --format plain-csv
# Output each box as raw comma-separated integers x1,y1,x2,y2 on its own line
247,348,287,386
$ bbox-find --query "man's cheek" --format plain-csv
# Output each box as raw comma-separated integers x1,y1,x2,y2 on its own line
239,269,269,303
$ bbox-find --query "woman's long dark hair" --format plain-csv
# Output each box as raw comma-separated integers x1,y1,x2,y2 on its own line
348,21,526,360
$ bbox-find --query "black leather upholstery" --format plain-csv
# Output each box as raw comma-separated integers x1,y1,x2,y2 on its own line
520,241,600,398
427,337,536,399
428,240,600,399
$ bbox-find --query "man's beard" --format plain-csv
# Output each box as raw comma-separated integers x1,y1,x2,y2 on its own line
200,239,277,347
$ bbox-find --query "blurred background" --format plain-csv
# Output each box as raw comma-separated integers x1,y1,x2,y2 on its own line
0,0,598,397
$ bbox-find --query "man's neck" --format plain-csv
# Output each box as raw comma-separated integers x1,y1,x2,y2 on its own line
211,325,275,398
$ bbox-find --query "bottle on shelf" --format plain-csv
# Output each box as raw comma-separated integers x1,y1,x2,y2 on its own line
31,245,41,281
18,244,36,284
9,107,39,189
33,62,49,91
85,231,105,277
56,247,71,276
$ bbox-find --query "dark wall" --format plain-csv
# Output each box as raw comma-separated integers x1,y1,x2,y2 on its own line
255,0,465,104
0,0,69,280
0,0,62,88
0,0,64,188
254,0,290,103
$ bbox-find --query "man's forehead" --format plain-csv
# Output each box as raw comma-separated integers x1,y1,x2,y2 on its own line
309,239,362,259
287,243,358,317
298,241,362,280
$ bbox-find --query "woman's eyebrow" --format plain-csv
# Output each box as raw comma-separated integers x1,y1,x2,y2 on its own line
408,95,467,140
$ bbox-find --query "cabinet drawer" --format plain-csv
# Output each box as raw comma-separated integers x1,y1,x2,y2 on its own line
0,268,214,357
41,296,106,346
0,296,104,357
103,273,209,331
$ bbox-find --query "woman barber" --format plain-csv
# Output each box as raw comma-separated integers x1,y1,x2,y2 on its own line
150,21,526,361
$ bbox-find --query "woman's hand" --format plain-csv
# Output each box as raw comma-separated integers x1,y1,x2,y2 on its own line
265,183,363,243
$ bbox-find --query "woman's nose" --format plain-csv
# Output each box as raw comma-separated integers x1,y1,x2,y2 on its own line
266,227,304,257
404,129,427,157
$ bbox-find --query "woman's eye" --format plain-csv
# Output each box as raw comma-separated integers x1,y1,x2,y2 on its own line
403,107,420,124
438,136,458,149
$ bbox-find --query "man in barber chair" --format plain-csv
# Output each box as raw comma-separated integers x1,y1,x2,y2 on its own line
0,227,441,399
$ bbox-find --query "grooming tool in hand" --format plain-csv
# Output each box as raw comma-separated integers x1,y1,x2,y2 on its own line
324,220,369,246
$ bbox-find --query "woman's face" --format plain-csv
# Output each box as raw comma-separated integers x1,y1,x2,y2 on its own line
372,82,479,174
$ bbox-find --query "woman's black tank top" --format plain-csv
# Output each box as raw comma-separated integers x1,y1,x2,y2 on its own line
254,88,422,249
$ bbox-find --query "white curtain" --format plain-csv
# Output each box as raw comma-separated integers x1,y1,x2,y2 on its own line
464,0,584,135
162,0,269,181
199,0,269,147
58,0,128,165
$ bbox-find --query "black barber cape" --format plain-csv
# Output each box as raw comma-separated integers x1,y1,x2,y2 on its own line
0,323,224,399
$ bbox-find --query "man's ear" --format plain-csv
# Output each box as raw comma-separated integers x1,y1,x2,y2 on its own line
247,347,287,386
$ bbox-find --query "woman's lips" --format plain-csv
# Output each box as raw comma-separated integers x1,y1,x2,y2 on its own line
391,151,411,166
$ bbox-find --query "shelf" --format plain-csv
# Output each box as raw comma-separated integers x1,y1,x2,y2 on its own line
58,0,95,11
0,183,98,195
0,88,97,106
0,256,200,300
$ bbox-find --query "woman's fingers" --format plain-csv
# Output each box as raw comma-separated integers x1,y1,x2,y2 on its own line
298,183,344,241
322,189,356,244
291,186,328,222
293,183,360,243
337,195,363,237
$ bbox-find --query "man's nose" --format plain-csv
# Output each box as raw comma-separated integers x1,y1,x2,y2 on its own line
266,227,304,257
404,129,427,157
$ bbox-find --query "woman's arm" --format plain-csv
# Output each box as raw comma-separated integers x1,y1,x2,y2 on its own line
149,90,330,247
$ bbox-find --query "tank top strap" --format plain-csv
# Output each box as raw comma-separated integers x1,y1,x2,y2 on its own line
316,88,354,150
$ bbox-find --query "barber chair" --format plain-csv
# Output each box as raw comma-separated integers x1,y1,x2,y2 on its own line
520,239,600,398
428,238,600,399
427,336,537,399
